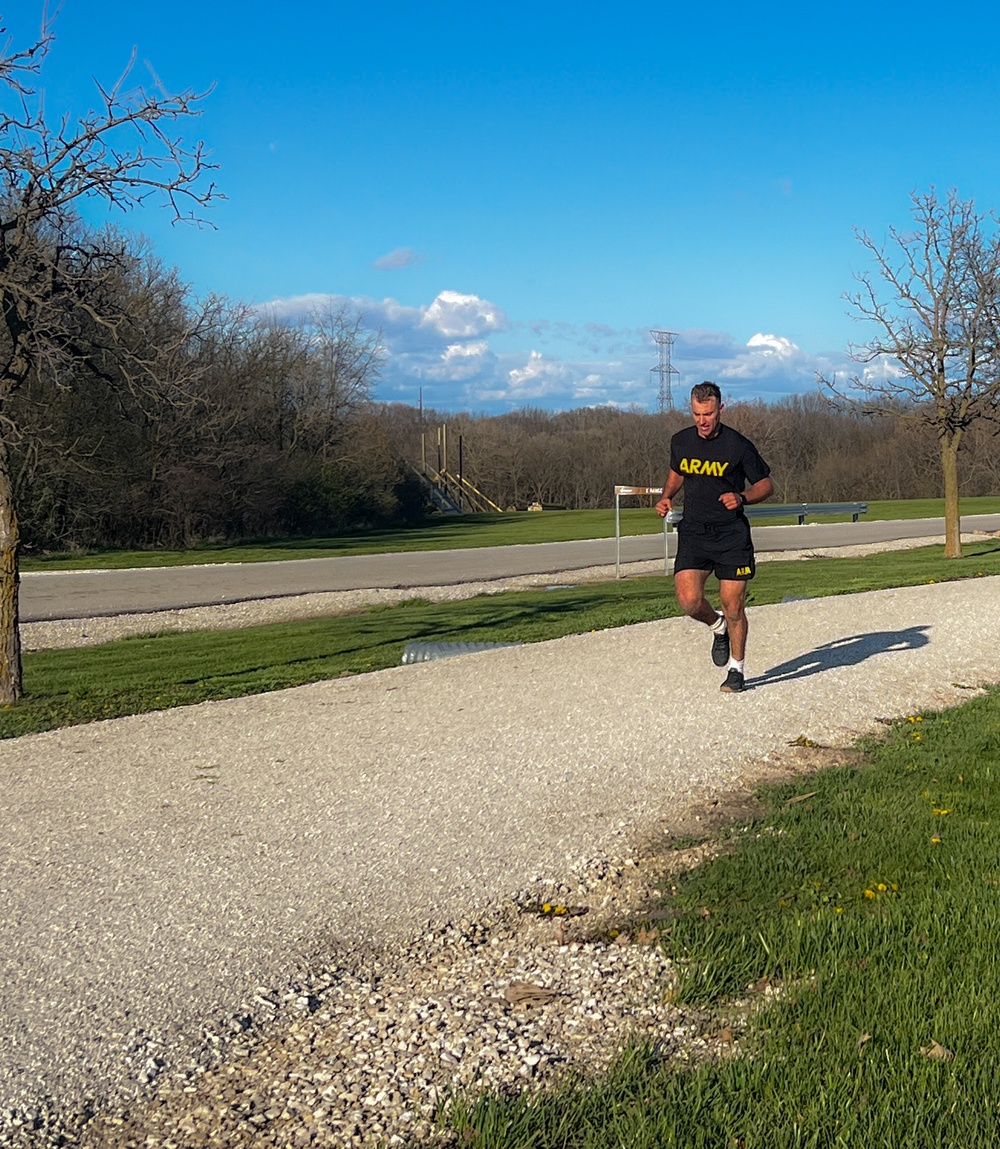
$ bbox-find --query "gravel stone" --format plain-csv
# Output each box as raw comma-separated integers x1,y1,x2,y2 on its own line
2,533,998,1146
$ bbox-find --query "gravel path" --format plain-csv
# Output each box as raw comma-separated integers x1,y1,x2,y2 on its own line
3,538,1000,1146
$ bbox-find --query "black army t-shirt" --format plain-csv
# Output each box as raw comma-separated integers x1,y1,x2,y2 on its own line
669,424,771,526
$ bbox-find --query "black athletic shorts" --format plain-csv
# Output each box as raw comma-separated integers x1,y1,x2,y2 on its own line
673,518,756,582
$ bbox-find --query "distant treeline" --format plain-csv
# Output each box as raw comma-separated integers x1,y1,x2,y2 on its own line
10,260,998,553
379,395,1000,512
7,249,426,553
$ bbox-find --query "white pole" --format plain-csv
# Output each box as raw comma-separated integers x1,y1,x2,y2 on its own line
664,508,682,573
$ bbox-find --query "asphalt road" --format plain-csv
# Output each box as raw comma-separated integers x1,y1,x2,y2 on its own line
19,514,1000,622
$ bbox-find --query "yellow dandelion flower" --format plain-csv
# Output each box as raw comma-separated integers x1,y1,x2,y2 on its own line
891,883,899,892
542,903,552,913
933,808,951,816
876,883,887,892
864,889,876,899
931,836,942,845
835,907,844,914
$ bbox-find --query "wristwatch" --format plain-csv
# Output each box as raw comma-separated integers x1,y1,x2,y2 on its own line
739,493,748,506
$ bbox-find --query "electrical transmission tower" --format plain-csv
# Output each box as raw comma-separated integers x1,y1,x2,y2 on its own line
650,329,680,412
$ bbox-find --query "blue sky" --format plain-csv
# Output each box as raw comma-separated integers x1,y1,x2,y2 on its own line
10,1,1000,413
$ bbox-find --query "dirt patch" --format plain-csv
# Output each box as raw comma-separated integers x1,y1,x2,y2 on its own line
544,739,870,950
650,741,865,852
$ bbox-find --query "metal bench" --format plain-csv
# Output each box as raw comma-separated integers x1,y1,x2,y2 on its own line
646,503,869,578
613,488,870,577
665,502,868,526
745,502,868,524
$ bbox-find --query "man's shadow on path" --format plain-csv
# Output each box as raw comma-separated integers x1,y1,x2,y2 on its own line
748,625,930,689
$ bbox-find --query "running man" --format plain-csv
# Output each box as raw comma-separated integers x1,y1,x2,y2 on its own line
655,382,774,693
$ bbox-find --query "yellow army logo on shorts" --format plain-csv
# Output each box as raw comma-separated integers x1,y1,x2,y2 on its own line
678,458,730,477
736,566,752,576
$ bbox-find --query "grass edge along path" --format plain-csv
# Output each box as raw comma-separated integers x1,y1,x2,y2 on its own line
6,538,1000,740
445,685,1000,1148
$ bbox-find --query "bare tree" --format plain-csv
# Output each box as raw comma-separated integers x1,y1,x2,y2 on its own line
298,304,383,453
821,190,1000,558
8,237,214,549
0,15,218,700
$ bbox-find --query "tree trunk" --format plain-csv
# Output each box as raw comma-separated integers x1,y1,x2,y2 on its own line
941,436,962,559
0,428,22,702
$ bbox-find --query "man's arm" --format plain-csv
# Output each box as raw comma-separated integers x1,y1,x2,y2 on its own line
655,470,685,517
743,476,774,506
718,476,774,511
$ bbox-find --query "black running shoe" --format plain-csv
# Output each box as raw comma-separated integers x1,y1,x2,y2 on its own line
711,627,730,667
720,668,745,693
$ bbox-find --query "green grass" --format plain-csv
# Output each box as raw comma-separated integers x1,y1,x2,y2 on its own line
21,497,1000,570
445,688,1000,1147
6,538,1000,739
14,514,1000,1144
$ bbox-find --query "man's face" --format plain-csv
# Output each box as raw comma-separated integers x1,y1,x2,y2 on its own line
691,397,723,439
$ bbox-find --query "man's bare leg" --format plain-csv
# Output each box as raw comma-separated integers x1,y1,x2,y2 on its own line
674,567,730,665
673,568,719,625
718,579,749,660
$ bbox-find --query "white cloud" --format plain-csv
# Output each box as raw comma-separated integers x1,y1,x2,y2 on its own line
423,341,495,382
507,350,572,399
444,341,489,362
258,290,507,351
675,329,743,360
714,332,809,382
371,247,423,271
746,332,798,357
260,289,858,413
259,293,343,323
422,290,507,338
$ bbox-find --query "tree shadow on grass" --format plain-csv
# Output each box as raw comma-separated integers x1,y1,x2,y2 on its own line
749,625,930,688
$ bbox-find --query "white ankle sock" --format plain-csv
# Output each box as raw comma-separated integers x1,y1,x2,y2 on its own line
729,658,745,674
711,613,727,635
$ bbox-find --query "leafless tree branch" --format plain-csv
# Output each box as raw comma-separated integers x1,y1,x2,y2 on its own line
820,189,1000,557
0,13,221,699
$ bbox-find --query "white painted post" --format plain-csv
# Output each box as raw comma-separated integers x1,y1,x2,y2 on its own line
663,508,683,573
614,486,666,579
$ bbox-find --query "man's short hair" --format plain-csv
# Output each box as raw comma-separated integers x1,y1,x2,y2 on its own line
690,381,722,405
